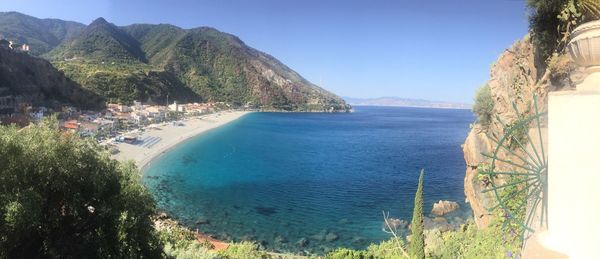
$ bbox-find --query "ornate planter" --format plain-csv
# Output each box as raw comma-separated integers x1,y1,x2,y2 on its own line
568,20,600,91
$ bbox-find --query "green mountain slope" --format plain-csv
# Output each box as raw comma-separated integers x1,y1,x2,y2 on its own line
1,12,350,111
0,48,104,110
0,12,85,56
46,18,147,63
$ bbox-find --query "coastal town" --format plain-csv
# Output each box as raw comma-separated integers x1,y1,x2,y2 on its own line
0,90,250,164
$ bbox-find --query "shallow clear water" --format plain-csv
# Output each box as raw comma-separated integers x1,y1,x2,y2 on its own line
143,106,474,254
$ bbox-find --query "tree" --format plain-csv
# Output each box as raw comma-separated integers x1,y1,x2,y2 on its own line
473,84,494,126
409,169,425,259
0,119,162,258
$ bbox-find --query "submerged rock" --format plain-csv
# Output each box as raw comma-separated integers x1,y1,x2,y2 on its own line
325,232,339,242
431,200,460,216
351,236,367,245
424,217,453,233
432,217,448,224
383,218,408,230
255,206,277,216
195,218,210,225
338,218,352,225
275,235,288,244
296,238,309,247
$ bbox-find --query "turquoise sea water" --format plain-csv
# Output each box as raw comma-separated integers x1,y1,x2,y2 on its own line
143,106,474,254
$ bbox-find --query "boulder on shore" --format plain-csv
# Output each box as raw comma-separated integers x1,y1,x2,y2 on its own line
431,200,460,216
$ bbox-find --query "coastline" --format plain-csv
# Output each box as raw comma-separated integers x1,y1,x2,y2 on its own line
112,110,251,171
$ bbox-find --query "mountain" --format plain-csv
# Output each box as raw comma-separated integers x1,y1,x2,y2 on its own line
344,96,471,109
0,12,350,111
0,12,84,56
0,47,103,110
47,18,147,62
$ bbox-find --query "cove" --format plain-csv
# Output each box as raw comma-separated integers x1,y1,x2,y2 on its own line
142,106,474,254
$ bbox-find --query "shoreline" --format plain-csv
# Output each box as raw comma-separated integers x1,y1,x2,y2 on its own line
111,110,251,171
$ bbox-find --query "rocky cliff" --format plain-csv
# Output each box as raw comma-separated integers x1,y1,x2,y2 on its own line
462,35,579,228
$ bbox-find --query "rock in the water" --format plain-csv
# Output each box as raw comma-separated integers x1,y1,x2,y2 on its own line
275,235,288,244
195,218,210,225
432,217,448,224
310,230,327,241
255,206,277,216
157,212,169,220
338,218,351,224
382,218,408,230
325,232,339,242
351,236,367,245
424,217,454,233
296,238,309,247
241,234,256,241
431,200,460,216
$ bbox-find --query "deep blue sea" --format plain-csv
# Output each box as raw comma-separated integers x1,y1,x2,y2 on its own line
142,106,474,254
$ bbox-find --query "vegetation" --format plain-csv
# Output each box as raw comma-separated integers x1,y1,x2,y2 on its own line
0,119,162,258
327,168,522,259
0,12,350,111
0,11,84,55
52,60,198,105
47,17,147,63
218,242,269,259
0,47,104,110
326,239,407,259
527,0,600,62
409,170,425,259
473,84,494,126
427,222,521,259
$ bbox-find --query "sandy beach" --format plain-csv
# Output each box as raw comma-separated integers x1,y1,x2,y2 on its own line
112,111,250,170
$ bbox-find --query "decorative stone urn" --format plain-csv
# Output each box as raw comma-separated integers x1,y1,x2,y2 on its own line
568,19,600,91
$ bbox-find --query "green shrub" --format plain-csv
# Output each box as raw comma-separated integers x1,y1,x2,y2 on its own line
547,53,575,84
472,84,494,126
527,0,600,62
0,119,162,258
218,241,269,259
325,248,371,259
325,239,406,259
430,222,521,259
164,242,219,259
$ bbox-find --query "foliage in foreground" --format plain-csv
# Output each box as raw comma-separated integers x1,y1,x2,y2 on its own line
325,239,407,259
428,222,522,259
218,242,270,259
326,221,521,259
0,120,162,258
527,0,600,62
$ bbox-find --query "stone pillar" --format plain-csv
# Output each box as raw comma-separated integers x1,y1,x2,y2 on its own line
540,20,600,258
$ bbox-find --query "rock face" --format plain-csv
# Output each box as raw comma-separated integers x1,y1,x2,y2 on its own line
431,200,460,216
462,36,578,229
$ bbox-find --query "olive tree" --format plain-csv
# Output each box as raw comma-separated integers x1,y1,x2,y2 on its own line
0,119,162,258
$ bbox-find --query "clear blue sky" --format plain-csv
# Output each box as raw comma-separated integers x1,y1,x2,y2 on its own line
3,0,529,103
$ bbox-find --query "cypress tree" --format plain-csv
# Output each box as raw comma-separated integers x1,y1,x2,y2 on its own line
409,169,425,259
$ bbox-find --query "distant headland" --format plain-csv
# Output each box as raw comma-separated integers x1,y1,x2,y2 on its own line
343,96,471,109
